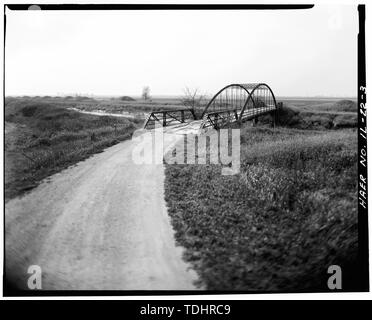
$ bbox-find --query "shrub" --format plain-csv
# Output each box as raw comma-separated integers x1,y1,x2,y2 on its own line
119,96,135,101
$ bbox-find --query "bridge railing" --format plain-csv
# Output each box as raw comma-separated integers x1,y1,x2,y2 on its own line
240,105,277,122
200,104,278,130
200,109,239,129
143,108,197,129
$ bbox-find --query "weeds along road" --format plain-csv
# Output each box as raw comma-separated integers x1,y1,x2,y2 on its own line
5,123,201,290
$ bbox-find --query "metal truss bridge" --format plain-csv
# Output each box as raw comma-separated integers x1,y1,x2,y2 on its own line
143,83,279,130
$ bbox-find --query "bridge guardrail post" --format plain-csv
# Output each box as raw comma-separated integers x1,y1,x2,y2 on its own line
252,117,258,127
271,112,276,128
163,112,166,127
191,109,197,120
234,110,238,121
214,113,219,130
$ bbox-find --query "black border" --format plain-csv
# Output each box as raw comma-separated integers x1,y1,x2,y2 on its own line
2,3,368,297
0,300,369,318
6,4,313,10
357,4,369,292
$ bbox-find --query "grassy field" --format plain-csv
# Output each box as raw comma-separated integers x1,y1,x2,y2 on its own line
5,95,186,117
280,97,357,112
164,99,358,291
259,99,358,129
4,97,142,201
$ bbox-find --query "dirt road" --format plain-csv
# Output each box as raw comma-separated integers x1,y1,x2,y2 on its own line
5,124,201,290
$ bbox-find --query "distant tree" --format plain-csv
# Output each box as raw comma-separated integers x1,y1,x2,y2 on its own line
180,87,206,119
142,86,151,101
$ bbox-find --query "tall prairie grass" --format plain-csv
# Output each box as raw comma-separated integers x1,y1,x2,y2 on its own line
164,126,358,291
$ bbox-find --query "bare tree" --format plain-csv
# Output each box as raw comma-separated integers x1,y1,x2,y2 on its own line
180,87,206,119
142,86,150,101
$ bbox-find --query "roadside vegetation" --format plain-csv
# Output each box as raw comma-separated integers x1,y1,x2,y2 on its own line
5,97,141,201
259,99,357,129
164,100,358,291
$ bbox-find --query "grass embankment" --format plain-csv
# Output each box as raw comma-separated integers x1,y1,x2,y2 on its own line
282,98,357,112
6,95,185,117
5,98,141,201
266,99,357,129
72,101,185,115
164,126,357,291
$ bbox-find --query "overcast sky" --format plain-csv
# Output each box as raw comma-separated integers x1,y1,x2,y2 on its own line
5,5,358,97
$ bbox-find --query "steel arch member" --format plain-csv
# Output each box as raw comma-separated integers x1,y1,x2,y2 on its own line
238,83,277,121
202,83,277,120
201,84,254,117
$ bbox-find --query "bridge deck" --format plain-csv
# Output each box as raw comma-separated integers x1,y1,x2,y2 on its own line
201,106,276,129
143,105,276,135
